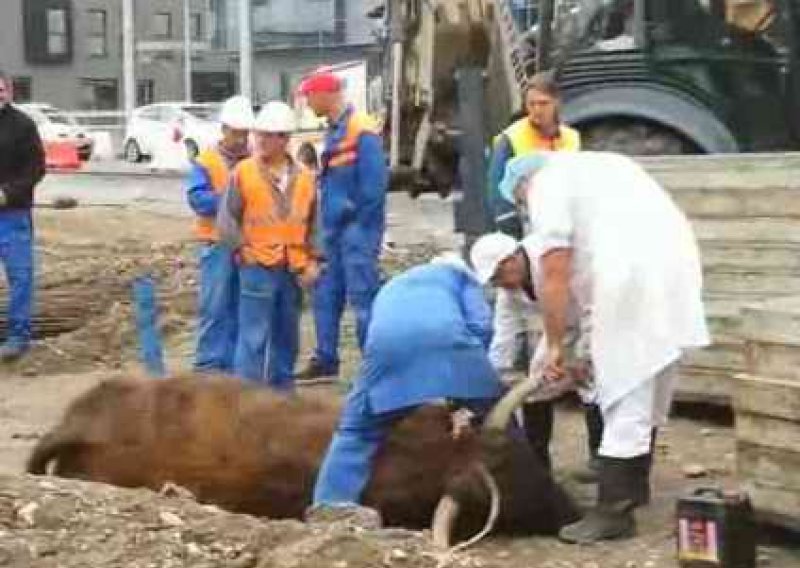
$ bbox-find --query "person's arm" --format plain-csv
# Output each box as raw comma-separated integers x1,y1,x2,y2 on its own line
528,168,575,378
539,248,573,374
216,173,245,250
488,289,527,370
185,163,220,217
354,132,387,244
0,118,45,207
488,136,523,236
461,275,495,349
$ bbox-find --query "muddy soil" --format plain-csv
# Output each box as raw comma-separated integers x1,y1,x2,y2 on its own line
0,207,798,567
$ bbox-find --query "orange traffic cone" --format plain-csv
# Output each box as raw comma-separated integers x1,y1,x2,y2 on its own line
45,141,82,171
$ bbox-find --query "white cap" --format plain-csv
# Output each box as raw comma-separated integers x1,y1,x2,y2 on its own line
219,96,255,130
253,101,297,133
470,233,519,285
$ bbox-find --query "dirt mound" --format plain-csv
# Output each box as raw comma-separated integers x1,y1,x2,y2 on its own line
0,474,485,568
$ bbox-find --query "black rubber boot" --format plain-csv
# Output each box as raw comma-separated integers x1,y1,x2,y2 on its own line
558,456,640,544
631,428,658,506
522,400,554,471
571,403,604,484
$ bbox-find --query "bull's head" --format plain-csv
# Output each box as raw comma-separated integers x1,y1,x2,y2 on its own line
432,378,575,550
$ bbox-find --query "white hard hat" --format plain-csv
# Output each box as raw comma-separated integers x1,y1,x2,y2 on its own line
253,101,297,133
219,95,255,130
470,233,519,285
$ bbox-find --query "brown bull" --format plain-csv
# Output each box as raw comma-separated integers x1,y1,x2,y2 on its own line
27,375,578,546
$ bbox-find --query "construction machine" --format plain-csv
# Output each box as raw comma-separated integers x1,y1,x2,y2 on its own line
379,0,800,196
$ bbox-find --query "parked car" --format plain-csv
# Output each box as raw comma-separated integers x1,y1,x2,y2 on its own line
17,103,95,161
122,102,221,163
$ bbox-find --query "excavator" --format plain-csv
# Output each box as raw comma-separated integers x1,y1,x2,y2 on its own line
377,0,800,196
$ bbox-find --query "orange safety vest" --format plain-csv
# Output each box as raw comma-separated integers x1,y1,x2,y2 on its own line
499,118,581,155
325,110,381,170
194,148,231,242
235,157,316,271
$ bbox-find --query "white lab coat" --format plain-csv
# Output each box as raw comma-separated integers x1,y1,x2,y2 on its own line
525,152,709,413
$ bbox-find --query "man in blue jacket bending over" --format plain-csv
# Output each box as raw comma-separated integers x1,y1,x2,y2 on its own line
307,254,505,523
295,69,388,381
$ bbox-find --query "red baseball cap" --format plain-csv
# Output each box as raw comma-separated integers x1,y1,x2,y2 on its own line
296,68,343,96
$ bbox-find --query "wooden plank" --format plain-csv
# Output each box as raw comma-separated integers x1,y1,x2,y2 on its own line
741,298,800,346
692,218,800,244
700,242,800,272
735,411,800,450
744,343,800,383
737,440,800,491
742,482,800,530
675,367,732,405
684,341,744,372
734,375,800,421
671,187,800,218
703,269,800,297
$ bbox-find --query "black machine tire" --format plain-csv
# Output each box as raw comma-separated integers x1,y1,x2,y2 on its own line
580,119,698,155
124,139,144,163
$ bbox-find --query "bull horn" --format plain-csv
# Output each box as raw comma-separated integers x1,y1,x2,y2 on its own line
431,463,501,552
484,375,543,432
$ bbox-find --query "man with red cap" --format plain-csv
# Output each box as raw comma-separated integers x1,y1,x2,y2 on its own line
295,68,388,381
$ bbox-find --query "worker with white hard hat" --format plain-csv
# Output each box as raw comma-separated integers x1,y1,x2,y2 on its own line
186,95,255,374
471,232,596,474
475,150,709,544
217,101,319,390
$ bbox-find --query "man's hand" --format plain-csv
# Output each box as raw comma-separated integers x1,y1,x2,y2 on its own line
299,263,321,289
544,342,566,381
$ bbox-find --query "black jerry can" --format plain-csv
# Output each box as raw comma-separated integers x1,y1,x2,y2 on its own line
676,487,757,568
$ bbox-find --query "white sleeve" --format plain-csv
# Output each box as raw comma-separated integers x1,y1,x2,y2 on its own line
528,168,574,253
489,290,527,370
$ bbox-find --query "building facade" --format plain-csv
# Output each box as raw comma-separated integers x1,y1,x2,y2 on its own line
0,0,382,110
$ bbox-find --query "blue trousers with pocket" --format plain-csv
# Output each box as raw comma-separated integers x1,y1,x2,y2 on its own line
194,242,239,373
312,387,498,506
234,264,301,391
312,226,380,373
0,211,34,348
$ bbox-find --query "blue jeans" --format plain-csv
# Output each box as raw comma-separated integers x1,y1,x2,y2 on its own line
234,264,300,391
312,226,380,372
194,243,239,373
313,389,497,506
0,212,34,348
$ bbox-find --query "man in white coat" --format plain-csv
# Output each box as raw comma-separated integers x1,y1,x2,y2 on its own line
473,151,709,543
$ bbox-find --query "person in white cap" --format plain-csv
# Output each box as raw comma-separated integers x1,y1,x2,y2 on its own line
476,150,709,544
186,95,255,373
471,233,596,475
217,101,319,390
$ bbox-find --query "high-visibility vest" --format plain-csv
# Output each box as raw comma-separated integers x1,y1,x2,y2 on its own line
194,148,231,242
500,118,581,156
236,157,316,271
324,110,381,171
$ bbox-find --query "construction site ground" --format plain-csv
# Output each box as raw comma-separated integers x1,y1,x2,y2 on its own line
0,201,798,567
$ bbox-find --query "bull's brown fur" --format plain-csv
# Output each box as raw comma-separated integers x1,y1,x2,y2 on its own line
28,375,577,534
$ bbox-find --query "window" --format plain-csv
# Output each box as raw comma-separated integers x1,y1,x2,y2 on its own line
153,12,173,39
23,0,73,63
87,9,108,57
137,79,155,106
192,13,204,41
47,8,68,56
12,77,32,103
79,78,118,110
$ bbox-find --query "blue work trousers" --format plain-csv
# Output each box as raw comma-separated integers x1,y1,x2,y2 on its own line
312,227,380,372
234,264,301,391
194,242,239,373
0,212,34,348
313,388,496,506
